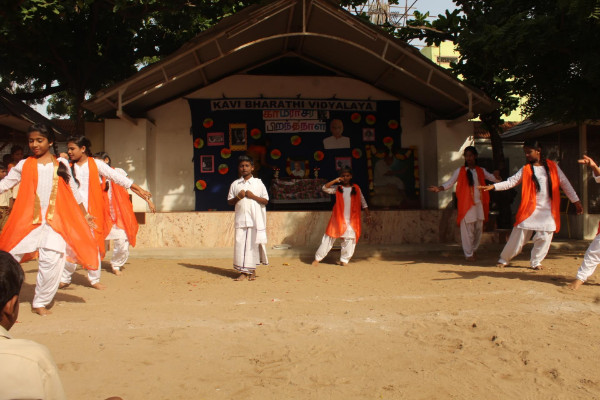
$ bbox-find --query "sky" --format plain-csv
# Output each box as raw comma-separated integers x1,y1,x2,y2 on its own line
413,0,457,17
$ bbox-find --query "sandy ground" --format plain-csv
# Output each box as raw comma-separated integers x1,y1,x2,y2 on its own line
11,242,600,400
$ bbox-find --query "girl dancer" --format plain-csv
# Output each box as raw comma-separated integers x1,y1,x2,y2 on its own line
312,167,371,266
480,140,582,269
0,124,97,315
569,155,600,289
60,137,152,289
94,152,154,275
429,146,500,261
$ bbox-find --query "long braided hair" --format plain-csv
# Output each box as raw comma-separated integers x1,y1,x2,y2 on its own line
67,136,93,187
523,140,553,199
463,146,478,187
93,152,111,192
27,124,70,184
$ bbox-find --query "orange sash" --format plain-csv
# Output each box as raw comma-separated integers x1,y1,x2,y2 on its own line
325,184,363,242
514,160,561,232
84,158,107,258
456,166,490,226
0,157,98,268
102,175,138,246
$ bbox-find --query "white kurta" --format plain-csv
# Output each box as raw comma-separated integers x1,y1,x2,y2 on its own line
315,185,368,264
227,176,269,273
0,157,81,308
63,159,134,284
494,163,579,267
0,158,82,255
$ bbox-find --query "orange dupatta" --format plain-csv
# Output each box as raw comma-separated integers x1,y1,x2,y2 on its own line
0,157,98,268
102,174,138,246
455,166,490,226
514,160,561,232
85,158,108,258
325,184,363,242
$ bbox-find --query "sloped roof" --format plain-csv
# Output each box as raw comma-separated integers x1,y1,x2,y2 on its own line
83,0,496,120
500,120,572,141
0,89,69,140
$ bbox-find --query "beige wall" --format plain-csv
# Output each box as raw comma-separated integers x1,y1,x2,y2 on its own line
102,75,475,213
104,119,154,212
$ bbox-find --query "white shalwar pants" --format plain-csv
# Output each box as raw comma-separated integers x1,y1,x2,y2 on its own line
575,233,600,282
498,228,553,268
106,226,130,270
314,234,357,264
460,219,483,258
12,249,66,309
109,238,129,270
61,252,102,286
234,227,261,274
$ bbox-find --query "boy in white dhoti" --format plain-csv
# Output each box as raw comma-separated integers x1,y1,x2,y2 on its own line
480,140,583,270
227,155,269,281
569,155,600,289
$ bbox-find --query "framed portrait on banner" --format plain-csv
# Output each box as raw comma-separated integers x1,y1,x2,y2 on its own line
229,123,247,151
200,155,214,173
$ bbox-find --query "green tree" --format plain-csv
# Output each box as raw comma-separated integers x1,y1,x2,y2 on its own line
0,0,251,133
396,0,600,170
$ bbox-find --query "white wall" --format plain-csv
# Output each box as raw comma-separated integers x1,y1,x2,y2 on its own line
104,119,153,212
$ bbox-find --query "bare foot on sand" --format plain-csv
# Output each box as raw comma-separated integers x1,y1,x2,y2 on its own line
59,282,70,289
496,263,507,268
336,261,347,266
248,271,256,281
91,282,107,290
567,279,584,290
32,307,51,316
112,268,122,276
531,265,544,270
234,273,248,281
311,260,319,266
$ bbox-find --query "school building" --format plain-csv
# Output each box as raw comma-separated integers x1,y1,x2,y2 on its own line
82,0,499,248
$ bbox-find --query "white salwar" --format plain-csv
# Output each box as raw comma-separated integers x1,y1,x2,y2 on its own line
575,174,600,282
227,176,269,274
442,167,499,258
0,158,82,308
61,160,133,285
494,164,579,268
314,185,368,264
104,168,130,271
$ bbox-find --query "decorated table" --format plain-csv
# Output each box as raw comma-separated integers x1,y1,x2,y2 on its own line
270,178,330,204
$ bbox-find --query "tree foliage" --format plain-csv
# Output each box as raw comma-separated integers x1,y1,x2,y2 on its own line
0,0,253,130
394,0,600,169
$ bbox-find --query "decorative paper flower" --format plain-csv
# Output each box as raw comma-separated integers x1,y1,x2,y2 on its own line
195,180,207,190
351,113,361,123
290,135,301,146
388,119,399,130
218,164,229,174
365,114,376,125
194,138,204,149
270,149,281,160
383,136,394,146
203,118,214,128
352,148,362,159
250,128,262,139
220,148,231,159
313,151,324,161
